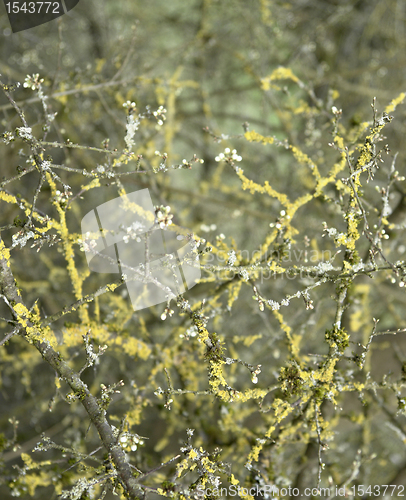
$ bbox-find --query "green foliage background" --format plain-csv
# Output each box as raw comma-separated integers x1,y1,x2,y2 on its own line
1,1,406,498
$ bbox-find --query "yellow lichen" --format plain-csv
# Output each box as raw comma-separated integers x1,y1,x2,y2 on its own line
385,92,406,113
261,66,300,91
0,238,11,267
244,130,274,145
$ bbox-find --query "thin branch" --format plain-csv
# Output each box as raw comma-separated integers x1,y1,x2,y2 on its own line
0,326,19,346
314,404,324,491
0,78,136,113
0,234,141,499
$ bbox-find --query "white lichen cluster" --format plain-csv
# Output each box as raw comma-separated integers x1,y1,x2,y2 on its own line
227,250,237,266
11,230,35,249
155,205,173,229
118,431,144,452
124,113,140,151
215,147,242,162
200,223,217,232
16,127,33,140
121,221,145,243
152,105,167,126
2,131,15,144
78,232,97,252
23,73,44,90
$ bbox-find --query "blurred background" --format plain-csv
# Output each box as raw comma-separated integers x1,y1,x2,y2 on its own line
1,1,406,498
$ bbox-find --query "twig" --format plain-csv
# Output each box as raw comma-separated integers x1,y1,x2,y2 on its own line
0,326,19,346
314,404,324,490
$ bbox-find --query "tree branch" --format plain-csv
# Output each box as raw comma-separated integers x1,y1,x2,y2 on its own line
0,234,141,499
